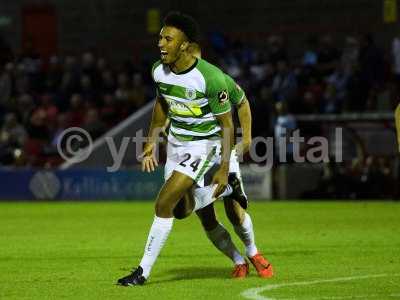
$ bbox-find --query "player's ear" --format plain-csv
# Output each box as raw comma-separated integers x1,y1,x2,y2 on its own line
180,41,189,51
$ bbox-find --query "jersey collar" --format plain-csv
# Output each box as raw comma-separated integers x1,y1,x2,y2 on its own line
171,58,198,75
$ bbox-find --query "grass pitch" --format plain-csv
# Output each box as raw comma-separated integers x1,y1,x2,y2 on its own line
0,201,399,300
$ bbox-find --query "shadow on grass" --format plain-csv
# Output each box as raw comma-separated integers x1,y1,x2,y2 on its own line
147,266,231,285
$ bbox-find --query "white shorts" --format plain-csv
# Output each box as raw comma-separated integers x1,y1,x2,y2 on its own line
191,148,246,210
164,138,221,187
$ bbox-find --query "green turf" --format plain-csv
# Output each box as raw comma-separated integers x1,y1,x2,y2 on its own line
0,201,399,300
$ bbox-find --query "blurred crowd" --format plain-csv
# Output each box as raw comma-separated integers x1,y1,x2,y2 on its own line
1,32,400,171
0,39,155,167
209,33,400,138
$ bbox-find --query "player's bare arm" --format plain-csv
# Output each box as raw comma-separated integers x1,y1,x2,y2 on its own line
212,110,234,197
236,96,253,156
141,97,168,172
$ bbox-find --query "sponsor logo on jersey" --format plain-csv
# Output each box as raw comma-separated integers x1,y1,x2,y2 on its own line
165,97,202,116
218,90,229,103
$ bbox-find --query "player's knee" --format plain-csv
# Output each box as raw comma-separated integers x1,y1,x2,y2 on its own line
172,201,190,220
155,199,174,217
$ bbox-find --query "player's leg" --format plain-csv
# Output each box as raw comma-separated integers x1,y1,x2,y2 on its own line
172,184,234,219
225,149,273,278
172,161,243,220
172,193,194,219
223,187,274,278
196,203,249,278
223,198,256,255
117,171,194,286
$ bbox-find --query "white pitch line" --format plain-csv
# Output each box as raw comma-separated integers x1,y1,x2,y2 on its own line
241,273,400,300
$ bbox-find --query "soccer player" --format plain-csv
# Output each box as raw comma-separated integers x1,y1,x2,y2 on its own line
117,12,245,286
174,43,274,278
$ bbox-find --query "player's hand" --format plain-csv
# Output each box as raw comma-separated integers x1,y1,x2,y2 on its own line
140,142,158,172
235,138,252,157
211,167,228,198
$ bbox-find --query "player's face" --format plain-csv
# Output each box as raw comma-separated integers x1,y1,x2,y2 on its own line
158,26,187,65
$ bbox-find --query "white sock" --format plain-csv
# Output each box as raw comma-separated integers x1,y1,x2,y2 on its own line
206,223,246,265
139,216,174,278
234,212,258,257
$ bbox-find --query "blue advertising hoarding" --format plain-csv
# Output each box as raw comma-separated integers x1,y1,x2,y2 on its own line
0,169,164,200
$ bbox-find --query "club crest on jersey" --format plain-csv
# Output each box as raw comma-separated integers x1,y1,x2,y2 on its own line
218,90,229,103
185,88,196,100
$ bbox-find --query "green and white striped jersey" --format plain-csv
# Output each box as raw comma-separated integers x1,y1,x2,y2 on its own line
224,73,245,106
152,58,233,142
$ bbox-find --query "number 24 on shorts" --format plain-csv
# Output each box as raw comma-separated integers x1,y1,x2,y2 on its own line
179,153,202,172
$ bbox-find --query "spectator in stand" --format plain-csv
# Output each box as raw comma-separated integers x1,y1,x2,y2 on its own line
66,94,86,127
0,63,12,116
97,57,108,73
14,63,31,95
322,63,350,113
302,36,318,67
24,108,50,166
15,94,35,126
129,73,146,111
27,109,49,141
268,35,288,63
341,36,359,75
80,74,98,105
100,69,116,94
249,52,265,81
101,94,120,127
82,108,106,140
0,113,27,165
272,59,298,107
44,55,63,93
317,35,341,78
115,72,132,102
301,76,324,114
358,34,385,111
274,101,297,163
60,55,80,96
81,50,98,82
35,94,59,125
50,113,68,148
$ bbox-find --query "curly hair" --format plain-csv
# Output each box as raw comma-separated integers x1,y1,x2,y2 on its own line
163,11,199,42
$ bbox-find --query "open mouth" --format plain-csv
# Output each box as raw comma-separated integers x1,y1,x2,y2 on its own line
160,50,168,59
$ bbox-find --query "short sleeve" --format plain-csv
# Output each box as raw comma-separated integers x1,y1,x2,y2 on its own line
151,60,162,97
206,72,231,115
225,74,245,106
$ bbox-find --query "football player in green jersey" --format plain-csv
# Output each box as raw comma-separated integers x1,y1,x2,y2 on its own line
172,43,274,278
117,12,241,286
